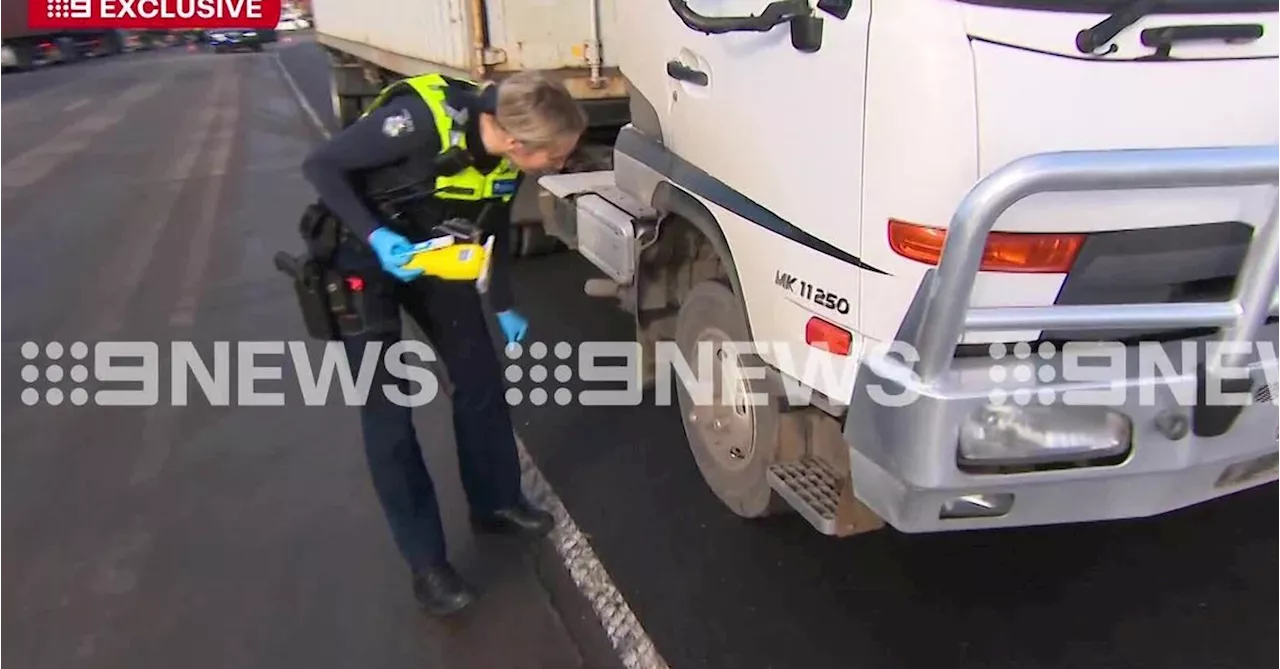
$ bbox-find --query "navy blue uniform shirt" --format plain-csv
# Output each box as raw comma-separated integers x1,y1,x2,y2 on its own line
301,85,518,312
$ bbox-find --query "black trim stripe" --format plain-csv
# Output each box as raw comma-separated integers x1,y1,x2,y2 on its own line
969,34,1278,63
616,127,890,275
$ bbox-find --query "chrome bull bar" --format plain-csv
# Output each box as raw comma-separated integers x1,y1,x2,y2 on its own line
841,145,1279,531
913,145,1280,383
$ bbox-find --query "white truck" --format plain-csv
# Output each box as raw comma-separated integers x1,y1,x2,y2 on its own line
537,0,1280,536
309,0,630,256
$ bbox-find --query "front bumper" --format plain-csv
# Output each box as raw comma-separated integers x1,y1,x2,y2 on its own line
844,145,1280,532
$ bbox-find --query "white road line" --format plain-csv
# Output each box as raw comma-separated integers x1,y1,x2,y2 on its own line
63,98,90,112
275,51,670,669
272,52,330,139
516,437,671,669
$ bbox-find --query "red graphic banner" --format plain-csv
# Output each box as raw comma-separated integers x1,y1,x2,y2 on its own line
26,0,282,30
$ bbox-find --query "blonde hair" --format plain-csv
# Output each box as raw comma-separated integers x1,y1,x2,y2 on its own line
492,72,588,149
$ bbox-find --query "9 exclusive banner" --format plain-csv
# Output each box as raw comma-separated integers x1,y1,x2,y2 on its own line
28,0,282,30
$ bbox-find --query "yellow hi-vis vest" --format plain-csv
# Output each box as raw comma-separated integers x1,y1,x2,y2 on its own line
361,73,520,203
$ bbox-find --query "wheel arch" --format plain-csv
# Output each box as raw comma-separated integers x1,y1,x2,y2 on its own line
646,181,754,341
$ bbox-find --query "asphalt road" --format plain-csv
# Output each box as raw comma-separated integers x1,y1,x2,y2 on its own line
1,44,620,669
277,34,1279,669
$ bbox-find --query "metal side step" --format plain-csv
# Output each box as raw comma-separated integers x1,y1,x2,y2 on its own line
767,459,843,535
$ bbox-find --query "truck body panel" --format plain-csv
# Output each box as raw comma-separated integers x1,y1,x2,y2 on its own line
311,0,622,95
630,0,875,407
485,0,622,71
2,0,33,40
312,0,473,75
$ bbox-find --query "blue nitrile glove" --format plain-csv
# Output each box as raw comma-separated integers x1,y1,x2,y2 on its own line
367,227,423,282
496,309,529,345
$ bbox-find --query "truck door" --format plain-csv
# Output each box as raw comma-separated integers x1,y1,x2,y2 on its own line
658,0,873,399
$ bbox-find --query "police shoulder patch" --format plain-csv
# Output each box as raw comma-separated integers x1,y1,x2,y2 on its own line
381,110,415,138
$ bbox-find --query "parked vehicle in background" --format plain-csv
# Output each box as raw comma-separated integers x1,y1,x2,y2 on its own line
0,42,14,71
275,14,311,31
2,0,126,71
120,32,146,52
309,0,627,257
287,0,312,21
206,29,266,53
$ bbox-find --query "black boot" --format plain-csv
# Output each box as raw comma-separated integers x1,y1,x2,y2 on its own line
412,563,476,616
471,497,554,538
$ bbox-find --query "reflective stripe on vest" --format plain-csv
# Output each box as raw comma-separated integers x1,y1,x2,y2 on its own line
360,73,520,203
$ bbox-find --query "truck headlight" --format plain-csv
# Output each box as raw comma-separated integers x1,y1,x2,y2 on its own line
958,404,1131,468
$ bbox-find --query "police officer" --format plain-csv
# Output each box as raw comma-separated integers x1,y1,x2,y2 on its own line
301,71,587,615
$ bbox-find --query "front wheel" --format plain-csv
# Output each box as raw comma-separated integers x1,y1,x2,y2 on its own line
674,279,787,519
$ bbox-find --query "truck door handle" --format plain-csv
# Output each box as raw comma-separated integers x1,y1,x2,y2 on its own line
666,60,708,86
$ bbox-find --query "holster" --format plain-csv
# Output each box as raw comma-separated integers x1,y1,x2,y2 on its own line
272,252,337,340
299,201,346,263
275,201,394,341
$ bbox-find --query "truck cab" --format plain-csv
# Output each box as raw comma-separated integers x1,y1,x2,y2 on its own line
538,0,1279,536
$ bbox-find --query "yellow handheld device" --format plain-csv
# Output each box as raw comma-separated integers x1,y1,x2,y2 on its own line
402,235,495,286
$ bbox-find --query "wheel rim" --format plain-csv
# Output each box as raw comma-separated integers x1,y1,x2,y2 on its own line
686,327,756,473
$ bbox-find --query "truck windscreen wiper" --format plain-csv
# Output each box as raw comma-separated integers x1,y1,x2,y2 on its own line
1076,0,1163,55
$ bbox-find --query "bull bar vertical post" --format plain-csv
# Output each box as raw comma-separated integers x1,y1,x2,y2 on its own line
911,145,1280,385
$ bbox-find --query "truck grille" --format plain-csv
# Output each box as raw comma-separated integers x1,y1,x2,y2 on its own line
1045,220,1254,343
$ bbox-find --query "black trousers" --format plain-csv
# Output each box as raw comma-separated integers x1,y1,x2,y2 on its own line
333,239,522,572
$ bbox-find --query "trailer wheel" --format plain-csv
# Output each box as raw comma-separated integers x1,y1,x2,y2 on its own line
333,95,365,128
103,31,123,56
55,37,79,64
675,279,786,518
6,43,36,71
328,63,381,129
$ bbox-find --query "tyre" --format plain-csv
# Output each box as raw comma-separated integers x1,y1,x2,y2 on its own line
329,64,382,129
512,220,565,257
251,43,264,52
674,279,787,518
7,43,36,71
100,31,123,56
55,37,79,64
333,94,364,128
330,73,358,127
